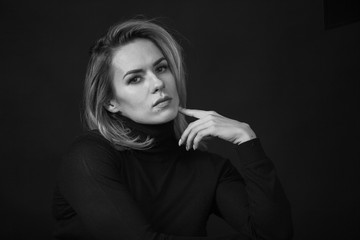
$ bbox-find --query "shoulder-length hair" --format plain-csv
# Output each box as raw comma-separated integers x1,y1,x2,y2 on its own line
83,18,189,151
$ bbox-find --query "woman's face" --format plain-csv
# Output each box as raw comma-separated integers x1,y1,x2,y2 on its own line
108,38,180,124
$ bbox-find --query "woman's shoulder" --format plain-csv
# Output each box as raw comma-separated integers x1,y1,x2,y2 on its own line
64,129,118,162
57,130,124,184
72,129,110,144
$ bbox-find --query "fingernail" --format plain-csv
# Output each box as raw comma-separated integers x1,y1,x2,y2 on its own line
193,144,197,150
178,139,182,146
186,145,189,151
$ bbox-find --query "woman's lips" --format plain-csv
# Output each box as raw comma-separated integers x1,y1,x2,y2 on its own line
153,96,172,107
153,98,172,108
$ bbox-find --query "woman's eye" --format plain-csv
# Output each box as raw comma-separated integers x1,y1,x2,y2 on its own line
156,65,168,73
128,76,141,84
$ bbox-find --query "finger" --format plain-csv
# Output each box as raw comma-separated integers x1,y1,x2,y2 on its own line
178,107,215,119
193,127,215,150
179,115,213,146
185,120,214,150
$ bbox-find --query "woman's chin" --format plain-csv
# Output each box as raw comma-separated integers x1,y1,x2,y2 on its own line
129,105,178,125
148,107,177,124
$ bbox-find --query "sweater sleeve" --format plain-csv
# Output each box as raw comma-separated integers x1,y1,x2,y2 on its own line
56,135,248,240
214,138,293,240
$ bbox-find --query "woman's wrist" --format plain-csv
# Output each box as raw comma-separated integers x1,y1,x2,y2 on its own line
233,125,257,145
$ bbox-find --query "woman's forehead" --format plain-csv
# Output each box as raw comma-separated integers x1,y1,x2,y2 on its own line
111,39,164,73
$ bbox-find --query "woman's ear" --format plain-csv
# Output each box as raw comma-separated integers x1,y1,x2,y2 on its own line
106,99,121,113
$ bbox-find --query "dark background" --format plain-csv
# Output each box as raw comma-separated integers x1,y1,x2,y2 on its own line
1,0,359,239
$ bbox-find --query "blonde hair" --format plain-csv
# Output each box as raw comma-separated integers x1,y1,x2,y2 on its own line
83,18,190,151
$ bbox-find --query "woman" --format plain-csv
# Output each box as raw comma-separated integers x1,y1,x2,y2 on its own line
52,19,293,240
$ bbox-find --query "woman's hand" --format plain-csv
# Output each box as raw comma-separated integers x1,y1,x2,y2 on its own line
178,107,257,150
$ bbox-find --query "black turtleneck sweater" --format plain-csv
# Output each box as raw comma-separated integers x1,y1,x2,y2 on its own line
52,116,293,240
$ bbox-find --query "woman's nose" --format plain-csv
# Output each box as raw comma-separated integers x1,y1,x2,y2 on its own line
150,72,165,93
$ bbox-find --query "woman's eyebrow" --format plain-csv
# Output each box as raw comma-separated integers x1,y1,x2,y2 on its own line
122,57,166,79
153,57,166,66
123,69,143,79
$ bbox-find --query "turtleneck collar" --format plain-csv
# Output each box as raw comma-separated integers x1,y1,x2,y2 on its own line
117,114,179,153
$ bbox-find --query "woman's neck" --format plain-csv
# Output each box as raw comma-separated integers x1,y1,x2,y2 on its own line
118,114,178,153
